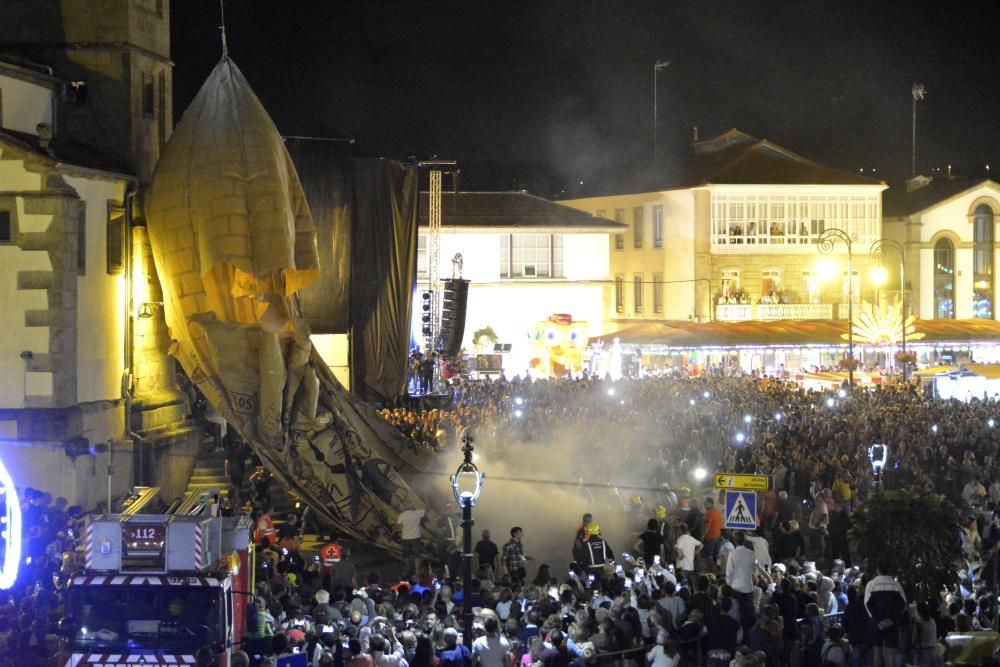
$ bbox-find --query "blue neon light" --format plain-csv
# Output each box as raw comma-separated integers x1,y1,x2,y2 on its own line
0,457,21,589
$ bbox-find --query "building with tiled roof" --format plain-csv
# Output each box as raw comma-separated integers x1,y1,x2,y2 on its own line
562,129,888,330
418,191,624,230
678,129,879,188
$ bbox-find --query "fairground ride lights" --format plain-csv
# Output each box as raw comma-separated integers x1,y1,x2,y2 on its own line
0,455,22,589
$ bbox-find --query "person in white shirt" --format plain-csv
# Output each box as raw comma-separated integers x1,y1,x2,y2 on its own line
673,522,702,584
725,531,757,630
396,507,426,574
647,635,679,667
472,616,510,667
745,528,772,574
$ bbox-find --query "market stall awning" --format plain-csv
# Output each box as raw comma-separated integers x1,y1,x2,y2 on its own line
913,365,959,376
962,364,1000,379
591,319,1000,348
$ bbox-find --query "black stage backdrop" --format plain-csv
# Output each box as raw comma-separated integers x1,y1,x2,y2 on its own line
287,146,417,403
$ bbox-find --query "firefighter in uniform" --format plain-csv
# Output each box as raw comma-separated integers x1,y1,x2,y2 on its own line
584,524,614,573
254,507,277,547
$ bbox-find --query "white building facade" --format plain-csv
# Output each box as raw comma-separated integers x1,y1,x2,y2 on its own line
563,130,888,326
416,191,622,375
0,59,135,507
884,177,1000,321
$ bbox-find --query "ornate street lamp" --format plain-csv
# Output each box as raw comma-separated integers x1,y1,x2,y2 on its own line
817,228,856,389
870,238,909,379
450,432,485,649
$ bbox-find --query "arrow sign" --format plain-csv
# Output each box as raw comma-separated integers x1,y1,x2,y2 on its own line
714,473,769,490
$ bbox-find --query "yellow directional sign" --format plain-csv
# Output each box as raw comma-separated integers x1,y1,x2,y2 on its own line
714,473,769,490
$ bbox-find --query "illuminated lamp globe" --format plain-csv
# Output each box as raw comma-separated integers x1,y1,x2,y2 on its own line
451,435,485,507
693,467,707,481
816,258,837,281
870,266,889,287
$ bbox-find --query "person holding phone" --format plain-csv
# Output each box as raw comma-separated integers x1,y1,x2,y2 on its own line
635,519,665,565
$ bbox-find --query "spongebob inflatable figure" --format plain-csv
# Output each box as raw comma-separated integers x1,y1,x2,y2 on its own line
530,313,589,378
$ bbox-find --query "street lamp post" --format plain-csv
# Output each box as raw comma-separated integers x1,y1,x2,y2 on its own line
870,238,908,379
653,60,670,164
817,228,856,388
450,432,485,650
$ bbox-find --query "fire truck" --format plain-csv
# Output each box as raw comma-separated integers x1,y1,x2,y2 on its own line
58,513,253,667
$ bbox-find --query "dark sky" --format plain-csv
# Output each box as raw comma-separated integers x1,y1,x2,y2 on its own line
171,1,1000,196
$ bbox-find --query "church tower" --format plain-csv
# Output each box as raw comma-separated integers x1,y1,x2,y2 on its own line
0,1,197,497
0,0,172,181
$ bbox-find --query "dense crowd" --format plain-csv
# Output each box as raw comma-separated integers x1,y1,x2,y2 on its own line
219,502,982,667
355,373,1000,665
11,372,1000,666
389,374,1000,513
0,488,85,667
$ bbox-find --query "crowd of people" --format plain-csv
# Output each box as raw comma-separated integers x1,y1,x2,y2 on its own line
0,487,85,666
361,373,1000,665
11,371,1000,666
168,500,978,667
387,373,1000,517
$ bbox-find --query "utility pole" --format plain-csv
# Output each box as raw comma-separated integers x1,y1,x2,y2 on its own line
653,60,670,164
912,84,925,177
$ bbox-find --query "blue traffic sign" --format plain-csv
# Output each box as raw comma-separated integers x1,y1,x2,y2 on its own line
724,490,757,530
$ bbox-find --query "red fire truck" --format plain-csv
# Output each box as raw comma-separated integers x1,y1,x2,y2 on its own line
58,513,253,667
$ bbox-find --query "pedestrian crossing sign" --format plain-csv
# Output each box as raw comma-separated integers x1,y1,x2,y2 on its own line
724,490,756,530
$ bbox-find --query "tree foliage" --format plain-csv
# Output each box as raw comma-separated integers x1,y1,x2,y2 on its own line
472,326,499,352
851,490,958,601
473,326,498,344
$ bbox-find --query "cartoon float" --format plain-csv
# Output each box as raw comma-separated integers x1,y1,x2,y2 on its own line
529,314,589,377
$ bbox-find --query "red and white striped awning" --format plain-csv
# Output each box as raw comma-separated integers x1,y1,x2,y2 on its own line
64,653,198,666
70,575,220,587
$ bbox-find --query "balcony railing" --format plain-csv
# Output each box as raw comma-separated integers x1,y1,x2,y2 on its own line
716,302,836,321
710,231,876,254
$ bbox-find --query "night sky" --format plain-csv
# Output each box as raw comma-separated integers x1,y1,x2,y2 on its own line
171,1,1000,196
